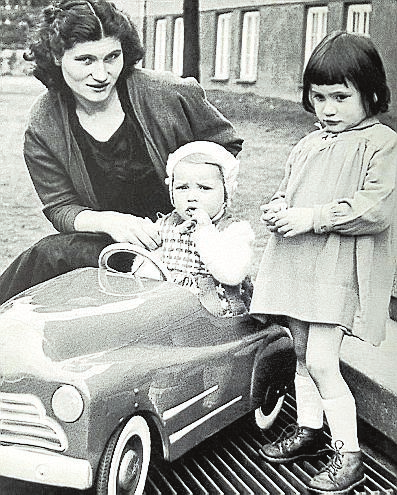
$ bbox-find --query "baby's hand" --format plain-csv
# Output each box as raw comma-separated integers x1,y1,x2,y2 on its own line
271,207,314,237
179,208,212,234
188,208,212,226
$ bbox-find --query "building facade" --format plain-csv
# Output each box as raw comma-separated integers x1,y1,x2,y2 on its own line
128,0,397,114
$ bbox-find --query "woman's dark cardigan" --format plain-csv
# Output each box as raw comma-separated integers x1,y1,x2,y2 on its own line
24,67,243,232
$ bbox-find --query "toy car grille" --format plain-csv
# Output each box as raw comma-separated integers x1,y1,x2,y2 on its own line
0,392,68,452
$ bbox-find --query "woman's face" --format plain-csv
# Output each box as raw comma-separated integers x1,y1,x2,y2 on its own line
59,37,123,106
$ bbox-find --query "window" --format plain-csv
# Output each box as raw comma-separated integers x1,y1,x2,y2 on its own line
304,6,328,66
214,12,232,80
239,11,260,82
154,18,167,72
346,4,371,35
172,17,184,76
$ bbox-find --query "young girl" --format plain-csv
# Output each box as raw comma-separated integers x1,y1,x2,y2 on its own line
135,140,255,317
250,31,397,494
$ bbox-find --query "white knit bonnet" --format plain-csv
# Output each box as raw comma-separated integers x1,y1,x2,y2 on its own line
166,141,240,206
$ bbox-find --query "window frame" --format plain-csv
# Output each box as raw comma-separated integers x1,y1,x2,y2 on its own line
154,18,167,72
238,10,260,83
214,12,232,81
346,3,372,35
304,5,328,67
172,16,184,76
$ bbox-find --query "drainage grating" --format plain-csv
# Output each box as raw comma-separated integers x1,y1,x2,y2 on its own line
145,395,397,494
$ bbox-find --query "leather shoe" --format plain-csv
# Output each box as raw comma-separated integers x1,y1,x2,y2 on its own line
308,441,365,494
259,425,325,463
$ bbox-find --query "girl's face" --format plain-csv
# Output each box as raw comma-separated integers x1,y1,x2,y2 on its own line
58,37,123,107
310,80,367,132
172,160,225,221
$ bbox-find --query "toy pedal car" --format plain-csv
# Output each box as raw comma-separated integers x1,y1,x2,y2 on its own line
0,243,295,495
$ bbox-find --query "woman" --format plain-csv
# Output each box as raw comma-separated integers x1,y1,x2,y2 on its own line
0,0,242,304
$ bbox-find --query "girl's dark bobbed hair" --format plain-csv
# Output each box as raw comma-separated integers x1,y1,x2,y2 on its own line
24,0,144,90
302,31,390,116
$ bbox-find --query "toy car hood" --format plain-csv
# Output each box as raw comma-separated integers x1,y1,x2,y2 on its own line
0,268,209,375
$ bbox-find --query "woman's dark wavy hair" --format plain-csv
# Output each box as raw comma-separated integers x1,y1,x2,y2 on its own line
24,0,144,90
302,31,390,116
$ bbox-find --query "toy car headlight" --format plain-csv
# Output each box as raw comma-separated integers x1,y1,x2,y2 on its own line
52,385,84,423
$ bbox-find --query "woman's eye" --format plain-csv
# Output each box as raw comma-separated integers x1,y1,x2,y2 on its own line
335,95,348,102
105,52,121,62
76,57,93,64
312,94,324,102
199,185,212,190
175,185,188,190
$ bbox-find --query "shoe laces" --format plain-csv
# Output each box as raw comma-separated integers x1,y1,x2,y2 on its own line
272,424,303,448
322,440,344,479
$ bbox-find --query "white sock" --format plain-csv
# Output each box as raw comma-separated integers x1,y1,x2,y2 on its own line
322,394,360,452
295,373,324,429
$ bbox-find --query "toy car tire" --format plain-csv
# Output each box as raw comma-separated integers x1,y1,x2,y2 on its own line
96,415,151,495
255,395,285,430
390,296,397,321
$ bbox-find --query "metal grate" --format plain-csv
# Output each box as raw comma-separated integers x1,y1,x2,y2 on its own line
0,392,68,452
145,395,397,494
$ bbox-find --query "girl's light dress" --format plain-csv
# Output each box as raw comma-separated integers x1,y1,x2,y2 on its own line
250,118,397,345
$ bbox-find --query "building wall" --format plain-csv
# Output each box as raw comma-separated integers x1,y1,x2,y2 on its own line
138,0,397,114
371,0,397,114
201,3,307,101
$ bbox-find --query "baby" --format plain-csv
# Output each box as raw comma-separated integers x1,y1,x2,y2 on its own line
135,141,254,317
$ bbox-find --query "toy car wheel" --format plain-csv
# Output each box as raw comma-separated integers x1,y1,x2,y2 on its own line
390,296,397,321
255,395,285,430
255,384,286,430
96,415,151,495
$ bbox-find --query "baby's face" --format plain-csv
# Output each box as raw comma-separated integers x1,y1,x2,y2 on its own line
172,160,225,221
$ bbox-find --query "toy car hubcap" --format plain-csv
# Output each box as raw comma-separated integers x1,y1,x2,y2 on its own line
118,443,142,491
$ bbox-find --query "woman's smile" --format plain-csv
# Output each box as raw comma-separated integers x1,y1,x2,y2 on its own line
87,82,110,91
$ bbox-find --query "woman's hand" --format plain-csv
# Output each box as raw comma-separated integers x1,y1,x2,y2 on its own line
74,210,160,250
105,214,160,249
269,207,314,237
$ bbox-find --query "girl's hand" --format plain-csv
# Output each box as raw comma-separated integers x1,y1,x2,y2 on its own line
260,199,288,225
271,207,314,237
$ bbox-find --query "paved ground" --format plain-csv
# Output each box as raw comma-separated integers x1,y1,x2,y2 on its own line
1,396,396,494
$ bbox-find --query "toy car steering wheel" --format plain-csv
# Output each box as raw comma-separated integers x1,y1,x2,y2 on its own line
99,243,171,281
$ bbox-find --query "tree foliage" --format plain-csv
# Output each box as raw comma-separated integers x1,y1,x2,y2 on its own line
0,0,46,48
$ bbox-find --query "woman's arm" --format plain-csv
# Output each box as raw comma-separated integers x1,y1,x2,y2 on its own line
25,127,160,249
24,126,90,232
192,221,255,286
